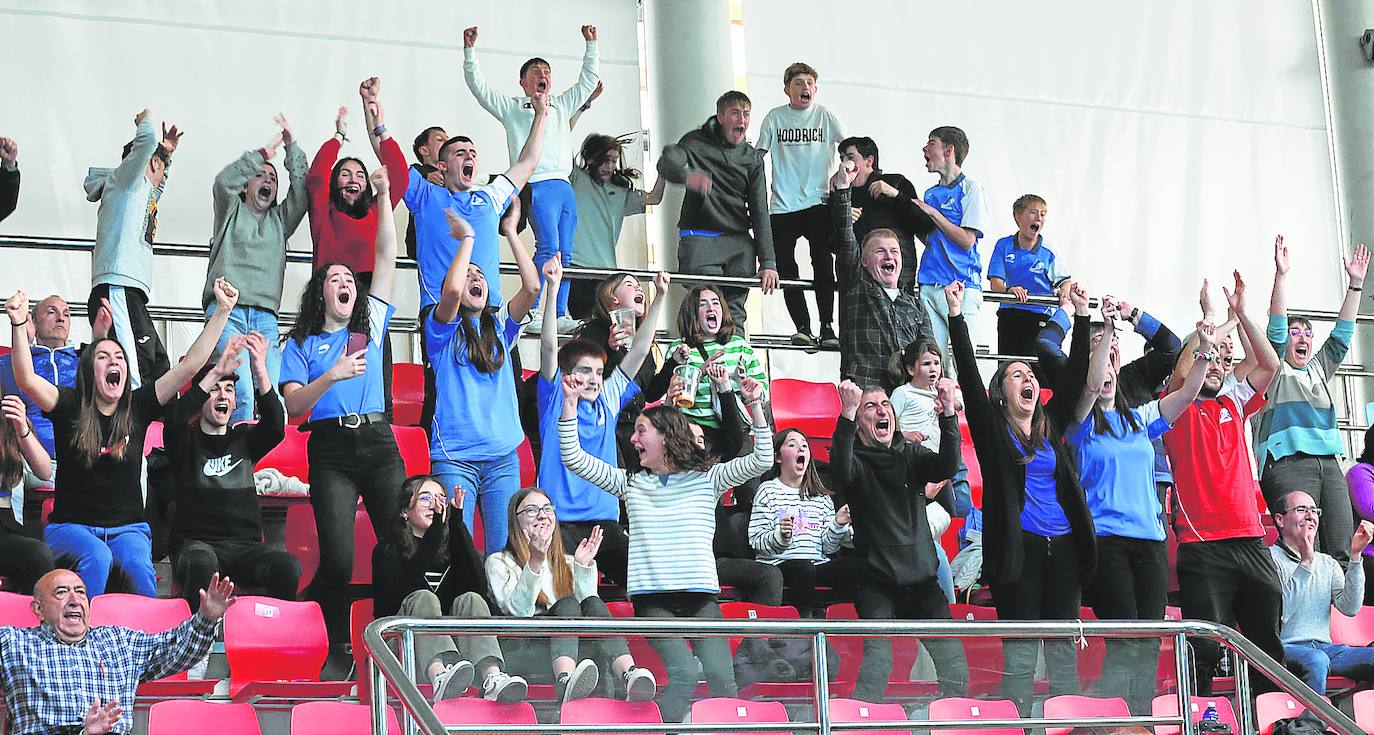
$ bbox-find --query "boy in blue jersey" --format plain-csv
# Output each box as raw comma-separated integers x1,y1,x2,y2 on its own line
535,260,670,586
914,126,990,374
987,194,1069,358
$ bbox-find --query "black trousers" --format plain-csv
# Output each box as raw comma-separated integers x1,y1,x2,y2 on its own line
559,520,630,589
996,308,1048,361
1176,538,1284,695
172,538,301,612
771,205,834,334
632,592,737,722
716,557,783,605
777,557,862,616
306,422,407,644
990,531,1082,712
0,511,52,594
88,284,170,389
568,279,599,321
1087,536,1168,713
853,578,969,702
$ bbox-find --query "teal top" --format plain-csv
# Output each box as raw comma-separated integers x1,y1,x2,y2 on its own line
1254,313,1353,472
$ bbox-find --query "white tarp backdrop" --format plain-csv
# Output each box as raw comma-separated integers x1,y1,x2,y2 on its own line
0,0,1347,380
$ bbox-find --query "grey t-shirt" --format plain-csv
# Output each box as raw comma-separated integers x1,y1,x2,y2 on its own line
570,167,644,268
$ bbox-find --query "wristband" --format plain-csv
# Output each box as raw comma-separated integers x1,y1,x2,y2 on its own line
9,318,26,328
17,428,30,439
372,124,387,137
334,130,349,142
579,102,592,112
1350,285,1363,292
1193,348,1219,363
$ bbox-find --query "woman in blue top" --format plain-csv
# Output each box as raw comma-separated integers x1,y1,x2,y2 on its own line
946,280,1096,714
428,205,540,554
1065,299,1213,713
279,168,401,646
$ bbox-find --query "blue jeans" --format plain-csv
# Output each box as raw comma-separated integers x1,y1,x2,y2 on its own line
205,304,282,424
935,542,954,603
45,522,156,596
529,179,578,317
919,284,982,378
432,451,521,555
1283,641,1374,694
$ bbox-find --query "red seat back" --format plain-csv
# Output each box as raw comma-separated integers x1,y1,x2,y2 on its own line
606,601,669,684
0,591,38,627
1150,695,1239,735
690,697,789,735
255,428,310,481
1256,692,1316,735
290,701,399,735
1043,695,1130,735
392,424,431,477
561,697,663,730
518,437,536,487
90,594,194,681
148,700,262,735
827,698,910,735
144,421,165,455
772,379,840,439
224,596,329,696
1329,604,1374,646
720,601,801,655
350,599,376,702
285,503,376,590
1351,689,1374,733
948,604,1001,696
926,697,1021,735
434,698,537,726
391,363,425,427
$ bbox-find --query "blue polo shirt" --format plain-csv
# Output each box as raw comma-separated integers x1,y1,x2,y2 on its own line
1067,401,1171,541
426,305,524,462
915,173,990,287
536,367,639,522
279,294,394,421
1011,433,1070,537
404,169,517,310
987,234,1065,316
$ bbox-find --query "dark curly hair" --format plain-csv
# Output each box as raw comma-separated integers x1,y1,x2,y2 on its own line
639,406,711,473
284,263,372,345
578,134,641,189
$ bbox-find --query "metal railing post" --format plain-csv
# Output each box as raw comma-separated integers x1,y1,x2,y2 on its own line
401,629,418,735
370,655,388,735
1173,632,1194,735
1233,647,1254,733
813,631,831,735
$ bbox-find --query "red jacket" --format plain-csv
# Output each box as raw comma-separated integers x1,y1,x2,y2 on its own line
306,136,408,274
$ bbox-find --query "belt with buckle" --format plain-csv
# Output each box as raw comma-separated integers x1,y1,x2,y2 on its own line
300,412,387,432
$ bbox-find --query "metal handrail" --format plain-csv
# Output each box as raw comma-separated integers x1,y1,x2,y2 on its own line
361,616,1362,735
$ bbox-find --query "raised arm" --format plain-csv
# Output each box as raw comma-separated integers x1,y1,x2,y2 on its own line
358,77,389,160
461,27,518,121
830,166,862,294
503,195,541,321
435,209,476,324
1338,243,1369,323
155,278,238,405
830,380,862,487
558,374,627,497
1074,307,1115,424
243,332,286,458
4,291,57,412
503,92,551,191
539,259,562,381
1269,234,1288,326
555,26,600,117
2,395,51,481
112,111,158,188
946,282,998,438
0,138,18,222
275,117,311,236
1160,318,1216,423
621,273,671,378
568,81,603,131
708,376,774,492
1052,284,1092,428
368,167,398,300
1228,270,1280,394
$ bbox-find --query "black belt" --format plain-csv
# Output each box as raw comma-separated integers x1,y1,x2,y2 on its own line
300,412,387,432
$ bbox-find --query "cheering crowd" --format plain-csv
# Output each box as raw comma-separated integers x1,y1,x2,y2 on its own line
0,22,1371,733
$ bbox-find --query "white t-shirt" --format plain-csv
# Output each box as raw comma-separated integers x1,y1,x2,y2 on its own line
756,103,846,214
890,383,963,452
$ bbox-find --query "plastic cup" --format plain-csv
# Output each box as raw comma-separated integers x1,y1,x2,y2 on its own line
611,307,637,337
673,364,701,408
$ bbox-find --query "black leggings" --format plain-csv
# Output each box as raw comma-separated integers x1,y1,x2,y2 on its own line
990,531,1082,713
777,557,862,616
632,592,736,722
1087,536,1167,713
0,511,52,594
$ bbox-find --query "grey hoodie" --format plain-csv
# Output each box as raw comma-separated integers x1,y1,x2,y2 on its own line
83,118,163,294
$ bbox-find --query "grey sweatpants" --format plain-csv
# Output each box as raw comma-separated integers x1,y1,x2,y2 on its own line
678,233,758,329
399,589,504,674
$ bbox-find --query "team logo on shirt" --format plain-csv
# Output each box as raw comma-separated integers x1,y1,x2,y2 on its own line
1218,407,1234,424
776,128,827,143
317,344,331,353
203,455,243,478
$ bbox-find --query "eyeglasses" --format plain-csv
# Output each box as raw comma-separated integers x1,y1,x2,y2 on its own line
516,504,555,519
1284,505,1323,517
1289,328,1314,339
414,494,439,508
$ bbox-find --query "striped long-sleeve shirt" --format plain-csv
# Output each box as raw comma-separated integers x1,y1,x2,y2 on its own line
748,479,851,564
559,417,773,596
664,335,769,429
1254,314,1352,471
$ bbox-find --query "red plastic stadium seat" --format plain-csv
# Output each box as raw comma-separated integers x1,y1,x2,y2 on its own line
350,599,376,702
720,602,801,655
1351,689,1374,732
255,428,310,481
1255,692,1327,735
561,697,663,730
1150,695,1239,735
144,421,165,454
147,700,262,735
925,696,1021,735
392,424,431,476
1042,694,1129,735
518,437,536,487
434,698,537,727
1329,604,1374,647
290,701,399,735
691,697,790,735
828,698,911,735
391,363,425,427
772,379,841,440
0,591,37,627
285,503,376,590
89,594,219,696
224,596,352,702
948,604,1002,697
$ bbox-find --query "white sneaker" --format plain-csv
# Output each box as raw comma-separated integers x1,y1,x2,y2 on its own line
188,652,210,680
525,315,544,334
432,660,475,702
558,659,599,705
556,316,583,333
482,670,528,703
622,666,657,702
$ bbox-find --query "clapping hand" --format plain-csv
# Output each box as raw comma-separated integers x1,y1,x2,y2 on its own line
573,525,602,567
83,699,124,735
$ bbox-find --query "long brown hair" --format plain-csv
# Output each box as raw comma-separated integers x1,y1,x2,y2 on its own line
0,411,25,491
640,406,712,472
457,305,507,374
503,488,573,607
674,285,736,347
71,339,134,467
590,273,647,326
763,428,831,498
987,360,1049,465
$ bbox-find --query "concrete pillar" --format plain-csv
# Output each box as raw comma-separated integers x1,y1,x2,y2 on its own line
642,0,735,273
1313,0,1374,447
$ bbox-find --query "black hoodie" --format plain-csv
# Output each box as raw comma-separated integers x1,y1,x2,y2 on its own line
829,414,959,587
658,116,776,270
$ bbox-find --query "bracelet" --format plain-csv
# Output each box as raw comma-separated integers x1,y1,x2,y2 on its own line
17,429,30,439
1350,285,1363,292
372,124,387,137
1193,348,1219,363
334,130,349,142
1129,307,1140,322
579,102,592,112
9,318,26,328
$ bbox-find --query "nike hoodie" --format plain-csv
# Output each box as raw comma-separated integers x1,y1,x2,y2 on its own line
83,118,164,294
165,383,285,549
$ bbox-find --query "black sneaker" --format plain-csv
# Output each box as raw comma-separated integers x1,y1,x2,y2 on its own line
819,325,840,349
790,330,817,349
555,659,599,705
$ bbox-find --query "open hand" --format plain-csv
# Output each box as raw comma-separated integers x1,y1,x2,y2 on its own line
327,349,367,382
1273,234,1289,275
759,268,779,294
244,331,270,380
198,572,237,621
83,699,125,735
445,208,474,241
739,374,764,404
1009,285,1028,303
274,114,294,144
1223,270,1247,315
160,122,184,154
211,335,247,379
1346,243,1370,285
335,106,348,137
574,525,603,566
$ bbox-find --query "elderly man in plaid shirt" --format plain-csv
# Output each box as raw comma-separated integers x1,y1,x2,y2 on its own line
0,568,235,734
830,161,934,391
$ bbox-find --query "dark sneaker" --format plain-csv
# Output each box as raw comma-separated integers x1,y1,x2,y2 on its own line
819,324,840,350
556,658,600,705
790,330,817,348
622,666,657,702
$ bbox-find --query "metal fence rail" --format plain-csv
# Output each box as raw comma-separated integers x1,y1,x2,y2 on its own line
362,616,1362,735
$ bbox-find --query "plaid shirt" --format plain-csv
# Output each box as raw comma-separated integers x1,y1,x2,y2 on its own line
833,187,933,390
0,615,216,735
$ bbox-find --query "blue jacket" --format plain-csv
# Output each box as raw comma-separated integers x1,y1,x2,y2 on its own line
0,344,80,456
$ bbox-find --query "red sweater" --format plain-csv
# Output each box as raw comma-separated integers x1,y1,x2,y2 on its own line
306,136,408,274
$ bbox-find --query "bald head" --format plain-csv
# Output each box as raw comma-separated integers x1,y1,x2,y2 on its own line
32,569,89,642
31,295,69,348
